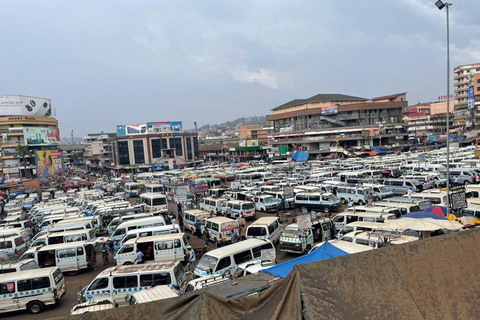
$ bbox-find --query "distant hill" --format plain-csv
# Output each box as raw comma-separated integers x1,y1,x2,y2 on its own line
199,115,266,131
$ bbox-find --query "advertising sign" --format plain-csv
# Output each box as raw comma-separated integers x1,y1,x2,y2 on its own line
239,140,246,147
449,192,467,210
116,124,147,137
468,86,475,110
35,150,65,178
23,127,60,145
261,249,275,264
297,215,312,230
2,167,19,174
147,122,183,134
321,106,338,116
0,95,52,117
176,187,188,202
246,140,259,147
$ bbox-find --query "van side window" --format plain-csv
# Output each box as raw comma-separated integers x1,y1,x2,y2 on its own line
119,244,135,254
88,278,109,290
14,237,24,247
140,273,172,287
346,215,358,224
252,243,274,259
233,250,253,265
57,248,76,259
212,224,219,232
18,277,50,292
156,241,174,250
296,194,308,201
174,239,181,248
268,224,275,235
309,195,320,201
234,204,241,210
113,276,138,289
356,239,369,246
77,247,84,256
341,236,353,242
216,257,231,271
0,282,15,294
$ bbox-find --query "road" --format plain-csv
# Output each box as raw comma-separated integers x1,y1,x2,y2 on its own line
2,175,341,319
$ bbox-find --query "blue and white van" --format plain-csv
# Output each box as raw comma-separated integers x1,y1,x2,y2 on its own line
194,239,275,277
246,217,284,244
336,186,370,205
199,197,227,214
201,217,238,246
220,200,256,219
294,192,342,213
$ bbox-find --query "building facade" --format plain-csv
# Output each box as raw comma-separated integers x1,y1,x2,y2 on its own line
237,124,272,144
0,114,59,179
83,132,116,169
111,132,199,170
266,93,408,157
453,63,480,129
404,101,454,141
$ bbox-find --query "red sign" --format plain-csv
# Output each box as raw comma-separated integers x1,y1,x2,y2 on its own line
7,282,14,292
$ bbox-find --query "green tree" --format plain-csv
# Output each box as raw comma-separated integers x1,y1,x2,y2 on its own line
16,145,32,179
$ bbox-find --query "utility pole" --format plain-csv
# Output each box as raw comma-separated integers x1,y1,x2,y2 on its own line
71,130,74,145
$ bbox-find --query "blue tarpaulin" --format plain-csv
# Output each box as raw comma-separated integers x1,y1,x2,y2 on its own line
291,151,309,162
372,147,392,154
262,242,348,278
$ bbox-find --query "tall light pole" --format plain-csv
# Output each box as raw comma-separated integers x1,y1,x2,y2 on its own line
435,0,452,210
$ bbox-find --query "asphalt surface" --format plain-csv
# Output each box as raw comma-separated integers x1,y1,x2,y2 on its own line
2,174,341,319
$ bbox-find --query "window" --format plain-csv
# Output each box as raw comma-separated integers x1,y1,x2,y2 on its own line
252,243,274,259
234,250,253,265
156,241,173,250
186,137,193,160
0,241,12,249
268,224,275,235
309,195,320,201
296,194,308,201
14,237,24,247
113,276,138,289
57,248,76,258
18,277,50,292
119,244,134,254
174,239,181,248
133,140,145,164
151,139,162,159
0,282,15,294
161,138,168,150
118,141,130,165
53,268,63,285
216,257,231,271
211,223,219,232
88,278,109,291
0,269,16,274
140,273,172,287
341,236,353,243
234,204,241,210
356,239,370,246
77,246,84,256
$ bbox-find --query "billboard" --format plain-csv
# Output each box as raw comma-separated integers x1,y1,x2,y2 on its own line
23,127,60,145
247,140,259,147
117,124,147,137
0,95,52,117
468,86,475,110
147,122,183,133
321,106,338,116
35,150,65,178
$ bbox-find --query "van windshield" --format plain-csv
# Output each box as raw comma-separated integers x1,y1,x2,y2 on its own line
243,203,254,211
247,227,267,236
283,228,301,238
197,255,218,272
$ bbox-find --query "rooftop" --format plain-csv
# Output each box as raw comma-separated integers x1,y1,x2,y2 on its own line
272,94,367,111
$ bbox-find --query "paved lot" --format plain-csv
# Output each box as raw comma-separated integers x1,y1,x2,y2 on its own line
2,176,343,319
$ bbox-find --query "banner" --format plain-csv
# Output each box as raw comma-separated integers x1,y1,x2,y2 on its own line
23,127,60,145
147,122,183,134
35,150,65,178
468,86,475,110
117,124,147,137
247,140,259,147
0,95,52,117
321,106,338,116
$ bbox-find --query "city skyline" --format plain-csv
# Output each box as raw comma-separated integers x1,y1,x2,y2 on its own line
1,0,479,136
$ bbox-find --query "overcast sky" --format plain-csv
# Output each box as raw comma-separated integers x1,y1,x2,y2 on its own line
1,0,479,137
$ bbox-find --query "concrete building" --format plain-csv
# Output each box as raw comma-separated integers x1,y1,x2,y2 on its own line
453,63,480,129
266,93,408,158
237,124,272,144
83,132,116,169
0,95,59,179
111,132,199,171
404,101,454,141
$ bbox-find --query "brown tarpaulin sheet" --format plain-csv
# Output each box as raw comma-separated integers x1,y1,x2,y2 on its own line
62,229,480,320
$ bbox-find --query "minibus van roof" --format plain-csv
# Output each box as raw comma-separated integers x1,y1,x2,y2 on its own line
99,261,178,276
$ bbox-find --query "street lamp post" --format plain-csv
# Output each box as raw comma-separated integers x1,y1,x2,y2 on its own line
435,0,452,210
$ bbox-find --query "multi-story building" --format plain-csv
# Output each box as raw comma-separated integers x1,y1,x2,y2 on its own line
453,63,480,129
237,123,272,145
404,101,454,141
83,132,117,170
266,93,408,158
0,95,59,179
111,122,199,171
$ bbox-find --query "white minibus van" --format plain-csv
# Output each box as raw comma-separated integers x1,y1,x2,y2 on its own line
0,259,39,274
0,267,66,314
118,225,181,245
194,239,275,277
115,233,189,265
109,216,166,242
246,217,284,244
79,261,186,304
21,241,96,273
140,193,168,214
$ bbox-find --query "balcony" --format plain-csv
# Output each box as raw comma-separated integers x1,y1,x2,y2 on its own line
454,73,470,81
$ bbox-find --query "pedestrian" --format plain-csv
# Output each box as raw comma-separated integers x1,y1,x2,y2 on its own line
178,214,184,231
195,220,202,238
473,174,477,184
240,223,246,241
134,249,144,264
231,229,238,244
177,202,182,215
204,227,210,245
186,246,196,272
280,197,286,214
348,200,354,208
407,188,413,198
171,215,177,226
100,242,110,265
225,206,232,218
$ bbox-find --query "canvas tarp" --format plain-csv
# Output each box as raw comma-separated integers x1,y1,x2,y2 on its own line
262,241,348,278
291,151,309,162
62,229,480,320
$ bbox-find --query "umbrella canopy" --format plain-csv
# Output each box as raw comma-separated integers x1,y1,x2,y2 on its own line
400,211,449,220
460,215,480,227
424,206,449,217
387,217,462,231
